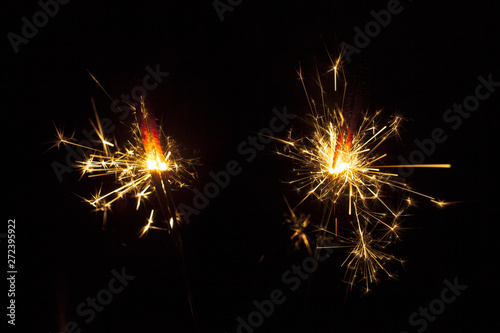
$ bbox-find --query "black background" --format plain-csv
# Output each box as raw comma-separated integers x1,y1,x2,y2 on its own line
4,0,499,332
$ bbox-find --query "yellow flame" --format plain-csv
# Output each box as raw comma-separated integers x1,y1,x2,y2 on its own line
330,159,349,174
146,157,168,171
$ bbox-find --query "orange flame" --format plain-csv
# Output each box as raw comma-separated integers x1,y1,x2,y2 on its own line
136,99,167,171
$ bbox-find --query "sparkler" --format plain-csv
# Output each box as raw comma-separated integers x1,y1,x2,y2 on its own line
54,96,196,230
53,78,198,316
279,55,450,292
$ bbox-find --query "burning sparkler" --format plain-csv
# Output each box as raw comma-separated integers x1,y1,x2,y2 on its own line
53,77,198,316
54,96,196,231
279,54,450,292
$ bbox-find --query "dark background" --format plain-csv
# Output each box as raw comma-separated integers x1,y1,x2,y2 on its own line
4,0,499,332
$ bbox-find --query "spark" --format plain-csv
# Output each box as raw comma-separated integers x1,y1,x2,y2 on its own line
280,104,412,215
316,203,404,294
284,196,313,255
139,209,155,238
431,199,450,208
55,96,196,231
278,54,450,291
